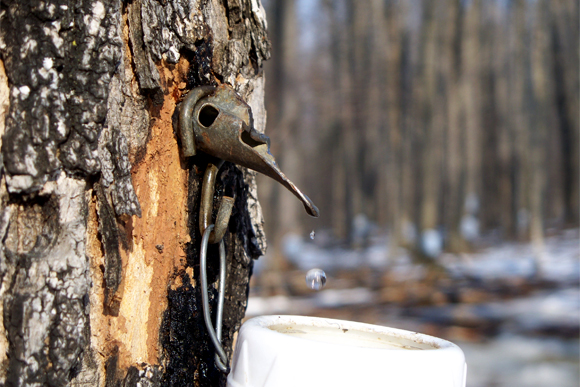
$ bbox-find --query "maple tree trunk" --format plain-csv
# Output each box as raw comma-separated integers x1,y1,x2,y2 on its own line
0,0,270,386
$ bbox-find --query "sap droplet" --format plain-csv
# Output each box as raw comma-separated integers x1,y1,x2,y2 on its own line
310,230,315,240
305,268,326,290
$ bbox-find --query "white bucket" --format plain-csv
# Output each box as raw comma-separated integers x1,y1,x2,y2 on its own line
227,315,466,387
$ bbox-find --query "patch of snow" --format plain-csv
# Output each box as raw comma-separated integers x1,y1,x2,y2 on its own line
282,233,392,272
314,288,376,308
502,288,580,331
281,228,578,285
246,288,377,317
246,295,315,317
461,214,480,241
421,228,443,258
458,334,579,387
440,231,580,283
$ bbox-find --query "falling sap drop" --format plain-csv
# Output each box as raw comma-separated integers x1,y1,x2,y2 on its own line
310,230,315,240
305,268,326,290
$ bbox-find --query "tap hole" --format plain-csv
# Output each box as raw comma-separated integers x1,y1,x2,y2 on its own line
198,105,219,127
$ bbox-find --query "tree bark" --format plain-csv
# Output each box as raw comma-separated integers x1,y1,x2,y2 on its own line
0,0,270,386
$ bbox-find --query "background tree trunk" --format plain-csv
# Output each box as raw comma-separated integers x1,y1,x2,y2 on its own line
0,0,270,386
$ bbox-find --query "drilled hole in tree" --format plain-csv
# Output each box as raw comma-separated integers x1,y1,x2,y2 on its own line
198,105,220,127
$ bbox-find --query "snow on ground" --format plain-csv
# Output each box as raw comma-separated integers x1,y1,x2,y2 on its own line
279,233,392,271
406,287,580,335
246,288,376,317
441,229,580,283
278,228,579,284
493,288,579,332
458,335,579,387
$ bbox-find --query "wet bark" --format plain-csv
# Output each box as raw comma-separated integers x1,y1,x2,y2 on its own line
0,0,270,386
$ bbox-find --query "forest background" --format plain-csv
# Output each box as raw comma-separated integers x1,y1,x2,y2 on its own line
250,2,578,385
258,0,578,260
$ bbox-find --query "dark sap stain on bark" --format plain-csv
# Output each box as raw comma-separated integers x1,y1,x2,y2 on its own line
105,347,121,387
186,41,217,89
157,1,270,375
159,275,215,387
96,183,123,316
159,157,258,387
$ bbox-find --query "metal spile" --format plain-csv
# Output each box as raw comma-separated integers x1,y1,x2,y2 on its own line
179,84,319,218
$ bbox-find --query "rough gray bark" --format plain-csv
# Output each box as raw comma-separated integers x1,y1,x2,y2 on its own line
0,0,270,386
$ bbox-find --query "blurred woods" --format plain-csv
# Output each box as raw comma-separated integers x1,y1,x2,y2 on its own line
258,0,579,260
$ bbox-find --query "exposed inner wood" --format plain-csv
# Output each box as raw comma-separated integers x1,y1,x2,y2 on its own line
87,57,191,373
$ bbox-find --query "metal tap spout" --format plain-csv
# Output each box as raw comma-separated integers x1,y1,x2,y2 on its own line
179,85,319,217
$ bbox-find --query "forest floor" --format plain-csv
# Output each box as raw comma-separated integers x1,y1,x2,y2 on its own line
247,228,579,387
